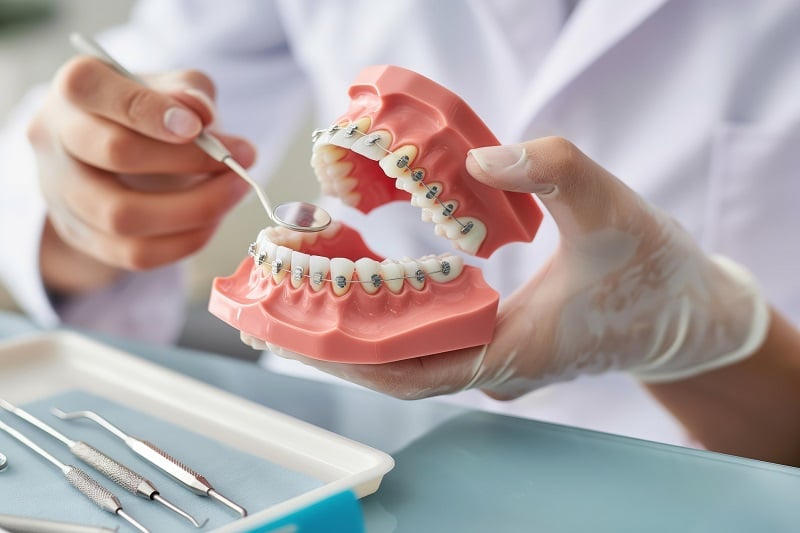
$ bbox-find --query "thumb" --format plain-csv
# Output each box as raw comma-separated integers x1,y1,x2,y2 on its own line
466,137,632,236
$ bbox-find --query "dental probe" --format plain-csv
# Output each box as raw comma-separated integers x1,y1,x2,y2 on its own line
69,32,332,234
0,513,119,533
52,409,248,518
0,419,149,533
0,400,206,528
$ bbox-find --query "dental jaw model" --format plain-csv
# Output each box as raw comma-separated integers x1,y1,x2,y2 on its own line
209,65,542,363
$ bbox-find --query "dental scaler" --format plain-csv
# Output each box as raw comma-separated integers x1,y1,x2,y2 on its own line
52,408,248,517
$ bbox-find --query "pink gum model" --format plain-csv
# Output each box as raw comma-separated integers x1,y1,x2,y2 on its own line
209,65,543,364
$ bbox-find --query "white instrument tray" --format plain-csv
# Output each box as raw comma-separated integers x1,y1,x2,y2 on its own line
0,330,394,532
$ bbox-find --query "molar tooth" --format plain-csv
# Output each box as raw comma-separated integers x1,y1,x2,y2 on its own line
272,246,293,284
290,251,310,289
351,130,392,160
378,145,418,178
432,254,463,283
309,255,330,292
330,117,371,149
354,258,382,295
379,259,405,294
329,258,356,296
399,258,425,290
452,218,487,256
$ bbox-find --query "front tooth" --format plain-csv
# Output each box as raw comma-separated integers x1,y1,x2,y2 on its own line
411,182,443,208
378,145,418,178
313,125,343,152
309,255,330,292
379,260,405,294
399,258,425,290
354,258,382,295
272,246,293,284
290,251,310,289
330,117,371,149
351,130,392,160
329,258,356,296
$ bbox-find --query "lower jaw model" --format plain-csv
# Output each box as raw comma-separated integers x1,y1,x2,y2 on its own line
209,65,543,364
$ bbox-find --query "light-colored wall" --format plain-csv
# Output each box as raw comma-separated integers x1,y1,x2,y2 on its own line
0,1,317,356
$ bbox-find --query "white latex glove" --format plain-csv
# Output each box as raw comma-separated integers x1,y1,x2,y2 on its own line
268,137,769,400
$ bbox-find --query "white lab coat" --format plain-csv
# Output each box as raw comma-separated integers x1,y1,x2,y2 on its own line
1,0,799,445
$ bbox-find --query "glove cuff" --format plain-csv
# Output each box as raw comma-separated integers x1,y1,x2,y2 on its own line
632,255,770,383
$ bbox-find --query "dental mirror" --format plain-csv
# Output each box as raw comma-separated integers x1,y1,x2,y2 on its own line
70,32,332,233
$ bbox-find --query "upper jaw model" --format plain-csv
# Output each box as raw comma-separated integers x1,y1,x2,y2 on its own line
209,65,543,364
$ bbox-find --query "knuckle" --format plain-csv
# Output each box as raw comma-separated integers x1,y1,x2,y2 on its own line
102,197,137,236
119,87,157,125
181,69,216,98
56,56,103,105
542,136,581,175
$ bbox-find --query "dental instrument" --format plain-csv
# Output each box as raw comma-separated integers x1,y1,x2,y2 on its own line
0,513,119,533
0,399,205,528
0,419,149,533
52,408,248,517
69,32,332,234
0,451,6,471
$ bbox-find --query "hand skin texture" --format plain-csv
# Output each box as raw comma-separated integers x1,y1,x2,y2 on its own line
29,56,256,295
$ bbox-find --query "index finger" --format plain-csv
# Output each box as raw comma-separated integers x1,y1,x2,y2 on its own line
55,56,205,143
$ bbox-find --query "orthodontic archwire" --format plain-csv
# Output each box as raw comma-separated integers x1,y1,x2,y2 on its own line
312,123,476,236
247,243,454,290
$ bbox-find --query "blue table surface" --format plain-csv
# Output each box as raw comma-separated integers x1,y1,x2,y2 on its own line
2,311,799,532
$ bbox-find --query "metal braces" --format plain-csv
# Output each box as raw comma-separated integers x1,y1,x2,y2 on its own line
250,245,451,287
312,123,474,235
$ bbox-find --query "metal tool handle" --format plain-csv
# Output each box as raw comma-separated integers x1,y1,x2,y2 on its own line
70,442,156,498
0,513,118,533
64,466,122,514
128,439,211,494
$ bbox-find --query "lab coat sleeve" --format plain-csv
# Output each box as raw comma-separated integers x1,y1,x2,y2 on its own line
0,0,312,344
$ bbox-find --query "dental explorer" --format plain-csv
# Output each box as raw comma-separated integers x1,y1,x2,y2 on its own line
52,408,248,517
0,399,205,528
69,32,332,234
0,419,149,533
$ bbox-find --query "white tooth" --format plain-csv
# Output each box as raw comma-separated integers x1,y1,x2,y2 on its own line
290,251,310,289
378,145,418,178
432,200,458,224
379,260,405,294
265,226,303,249
341,191,361,207
330,117,371,149
420,207,434,222
313,128,337,152
433,254,463,283
397,175,421,193
309,255,330,292
272,246,293,284
333,176,358,195
251,336,267,350
258,241,277,273
451,218,487,256
411,182,443,208
351,130,392,160
399,258,425,290
419,256,442,282
320,146,347,164
320,181,335,195
324,160,354,180
329,258,356,296
354,258,382,295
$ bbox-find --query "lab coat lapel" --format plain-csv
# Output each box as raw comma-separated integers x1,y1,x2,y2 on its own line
510,0,671,138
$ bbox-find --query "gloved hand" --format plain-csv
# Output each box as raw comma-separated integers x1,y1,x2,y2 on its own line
268,137,769,400
28,55,255,294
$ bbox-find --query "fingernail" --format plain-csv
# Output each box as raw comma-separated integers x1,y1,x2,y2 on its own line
469,145,527,175
163,107,201,138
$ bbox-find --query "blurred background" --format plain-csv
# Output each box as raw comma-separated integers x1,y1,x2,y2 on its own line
0,0,316,359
